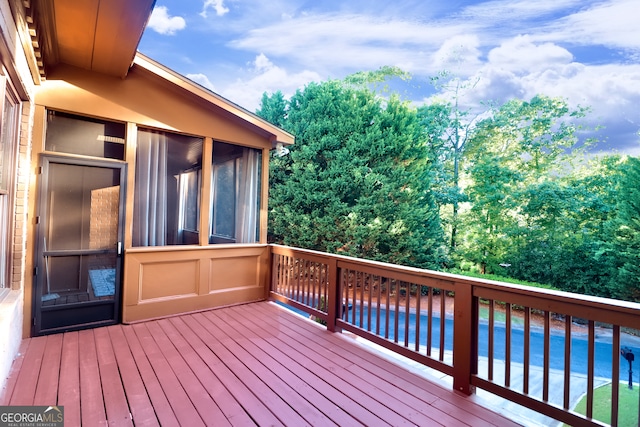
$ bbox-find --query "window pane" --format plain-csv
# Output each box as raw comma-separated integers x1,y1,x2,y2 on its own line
0,84,20,288
210,142,261,244
45,111,126,160
212,159,236,239
133,129,203,246
180,169,200,232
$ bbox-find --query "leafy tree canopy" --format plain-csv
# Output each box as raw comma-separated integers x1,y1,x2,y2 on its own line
258,76,447,269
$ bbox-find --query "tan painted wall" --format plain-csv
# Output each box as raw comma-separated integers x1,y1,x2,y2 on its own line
122,245,270,323
36,64,272,149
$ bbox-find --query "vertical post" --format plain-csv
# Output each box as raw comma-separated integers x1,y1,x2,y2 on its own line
621,347,634,390
453,281,476,395
326,257,341,333
267,245,276,300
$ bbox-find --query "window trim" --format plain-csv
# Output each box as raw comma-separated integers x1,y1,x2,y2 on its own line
0,75,21,289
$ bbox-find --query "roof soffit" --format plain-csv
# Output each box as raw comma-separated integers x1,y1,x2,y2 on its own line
33,0,155,78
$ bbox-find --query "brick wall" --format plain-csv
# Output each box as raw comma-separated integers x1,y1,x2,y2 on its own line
89,185,119,270
10,101,33,290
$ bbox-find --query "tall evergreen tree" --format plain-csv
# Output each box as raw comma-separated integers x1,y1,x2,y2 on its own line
609,156,640,301
258,79,447,269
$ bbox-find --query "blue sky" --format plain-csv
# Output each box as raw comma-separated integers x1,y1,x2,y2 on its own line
138,0,640,155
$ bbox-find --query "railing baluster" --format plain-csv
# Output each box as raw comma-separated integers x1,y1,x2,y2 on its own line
289,256,295,300
427,287,433,357
272,254,279,293
404,282,411,347
352,271,358,325
300,259,305,305
385,277,390,340
505,303,511,388
611,324,620,427
587,320,595,419
318,261,323,309
324,263,329,310
367,273,373,331
300,258,305,303
563,315,572,409
288,255,294,298
376,275,382,335
318,263,323,309
439,289,445,362
415,284,421,352
307,260,313,307
543,310,550,402
488,299,494,382
394,280,401,344
303,259,309,306
523,307,530,395
293,257,300,301
343,269,350,321
285,255,291,298
359,271,365,328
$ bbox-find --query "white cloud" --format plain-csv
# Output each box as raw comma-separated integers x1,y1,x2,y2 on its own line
487,35,574,74
200,0,230,18
148,6,186,35
186,73,216,91
140,1,640,153
438,38,640,153
229,13,476,75
537,0,640,52
460,0,584,22
219,54,322,112
252,53,273,72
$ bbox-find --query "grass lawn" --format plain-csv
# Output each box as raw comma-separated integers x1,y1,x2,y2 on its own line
571,382,639,427
478,305,524,325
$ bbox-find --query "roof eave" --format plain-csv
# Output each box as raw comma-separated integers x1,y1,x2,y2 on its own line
133,53,294,147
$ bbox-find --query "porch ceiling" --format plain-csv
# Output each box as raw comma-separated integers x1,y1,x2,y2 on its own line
34,0,156,78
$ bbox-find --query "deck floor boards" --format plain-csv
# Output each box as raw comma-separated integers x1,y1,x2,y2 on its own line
230,304,438,426
207,308,362,426
0,301,522,426
78,329,108,425
57,332,80,427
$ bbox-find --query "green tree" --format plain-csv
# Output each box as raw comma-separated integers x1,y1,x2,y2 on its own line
258,78,447,269
460,95,592,278
418,73,482,251
256,90,287,128
608,156,640,301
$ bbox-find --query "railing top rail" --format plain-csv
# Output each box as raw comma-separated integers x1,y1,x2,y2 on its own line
269,244,640,317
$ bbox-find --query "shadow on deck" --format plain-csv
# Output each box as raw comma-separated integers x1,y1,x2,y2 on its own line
0,301,520,426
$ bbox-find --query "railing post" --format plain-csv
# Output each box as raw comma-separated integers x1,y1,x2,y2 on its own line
453,281,476,395
267,245,276,300
326,257,341,333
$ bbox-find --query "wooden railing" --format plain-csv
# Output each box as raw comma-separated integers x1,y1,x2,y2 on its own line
269,244,640,427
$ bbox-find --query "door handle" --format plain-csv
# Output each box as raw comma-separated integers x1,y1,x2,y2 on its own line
117,241,123,256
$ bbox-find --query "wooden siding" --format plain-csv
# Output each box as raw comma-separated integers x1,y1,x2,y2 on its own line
122,246,270,323
1,301,520,426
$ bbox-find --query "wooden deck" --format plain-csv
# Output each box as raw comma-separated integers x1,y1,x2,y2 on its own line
0,301,521,426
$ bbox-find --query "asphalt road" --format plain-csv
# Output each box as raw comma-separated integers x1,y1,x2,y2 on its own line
347,306,640,382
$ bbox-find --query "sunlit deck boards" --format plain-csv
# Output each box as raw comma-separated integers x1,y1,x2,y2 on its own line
0,301,520,426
